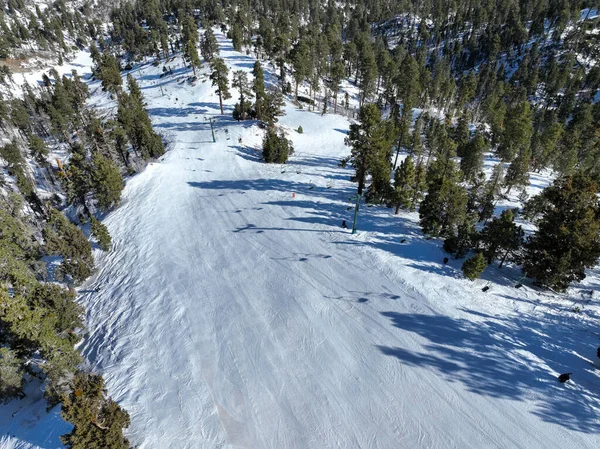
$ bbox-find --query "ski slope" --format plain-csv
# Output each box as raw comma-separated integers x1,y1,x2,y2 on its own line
75,32,600,448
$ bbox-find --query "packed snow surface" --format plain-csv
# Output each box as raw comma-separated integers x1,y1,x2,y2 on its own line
2,31,600,448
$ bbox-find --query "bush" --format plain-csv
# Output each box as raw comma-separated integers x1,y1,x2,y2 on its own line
262,128,293,164
462,252,487,281
297,126,303,134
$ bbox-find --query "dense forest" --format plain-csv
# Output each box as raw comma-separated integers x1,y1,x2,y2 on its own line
1,0,599,447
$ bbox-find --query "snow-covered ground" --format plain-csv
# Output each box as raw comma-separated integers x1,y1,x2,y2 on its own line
2,30,600,448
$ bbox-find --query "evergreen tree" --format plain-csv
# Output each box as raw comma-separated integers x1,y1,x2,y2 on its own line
209,58,231,115
90,217,111,251
91,154,123,211
200,26,219,61
462,252,487,280
185,39,201,76
523,175,600,291
61,371,130,449
498,100,532,162
117,75,164,159
444,215,478,259
504,147,531,194
231,23,243,51
232,70,252,121
357,37,377,106
391,156,416,214
480,209,524,266
262,128,293,164
97,53,122,94
43,209,93,284
261,88,285,126
0,347,24,401
342,104,392,197
460,132,487,182
291,39,310,101
419,159,468,238
252,61,266,121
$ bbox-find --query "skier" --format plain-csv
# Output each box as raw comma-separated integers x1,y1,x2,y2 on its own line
341,220,347,229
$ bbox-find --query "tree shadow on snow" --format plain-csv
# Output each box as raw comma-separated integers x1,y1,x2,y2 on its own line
377,309,600,433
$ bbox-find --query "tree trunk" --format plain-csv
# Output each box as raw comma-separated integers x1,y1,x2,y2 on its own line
334,91,338,113
218,89,223,115
499,250,510,268
295,80,299,102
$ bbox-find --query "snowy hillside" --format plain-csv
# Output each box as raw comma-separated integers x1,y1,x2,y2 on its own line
58,30,600,448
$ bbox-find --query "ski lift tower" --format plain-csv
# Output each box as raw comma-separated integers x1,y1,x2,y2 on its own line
204,116,216,143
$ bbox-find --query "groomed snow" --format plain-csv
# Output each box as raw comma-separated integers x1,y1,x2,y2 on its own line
2,30,599,449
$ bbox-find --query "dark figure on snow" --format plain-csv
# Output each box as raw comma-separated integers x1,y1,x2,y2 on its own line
341,220,347,229
558,373,572,383
443,257,449,264
597,347,600,360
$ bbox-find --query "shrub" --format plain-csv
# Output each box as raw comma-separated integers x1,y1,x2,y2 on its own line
297,126,303,134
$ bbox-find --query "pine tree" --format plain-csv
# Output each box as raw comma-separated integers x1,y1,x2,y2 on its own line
411,160,427,210
98,53,122,94
523,175,600,291
61,372,130,449
357,38,377,106
531,122,564,171
395,53,420,107
209,58,230,115
262,127,293,163
419,159,468,238
200,26,219,61
90,217,111,251
91,154,123,211
460,132,487,182
117,75,164,159
252,61,266,121
444,215,478,259
291,39,310,102
480,209,524,266
261,88,285,126
231,23,243,51
43,209,94,284
0,347,24,401
498,100,532,162
232,70,252,121
185,39,201,76
504,147,531,194
391,156,416,214
343,104,392,196
462,252,487,280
